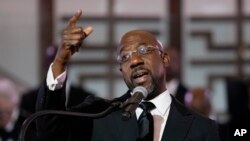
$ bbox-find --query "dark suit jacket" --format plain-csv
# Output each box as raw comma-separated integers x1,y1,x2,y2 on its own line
36,80,220,141
20,85,95,141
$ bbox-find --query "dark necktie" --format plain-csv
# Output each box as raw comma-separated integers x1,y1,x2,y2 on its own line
138,102,156,141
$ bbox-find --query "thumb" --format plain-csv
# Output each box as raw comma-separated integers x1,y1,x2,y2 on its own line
83,26,93,37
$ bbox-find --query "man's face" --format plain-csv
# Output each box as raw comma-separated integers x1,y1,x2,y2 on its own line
118,30,168,99
0,98,15,128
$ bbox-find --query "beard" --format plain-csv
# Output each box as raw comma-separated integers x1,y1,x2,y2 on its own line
124,71,158,100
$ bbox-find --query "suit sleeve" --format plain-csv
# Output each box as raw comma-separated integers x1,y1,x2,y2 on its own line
35,78,112,141
35,78,72,141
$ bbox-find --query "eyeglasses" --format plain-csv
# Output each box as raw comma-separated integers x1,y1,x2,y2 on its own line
117,45,162,63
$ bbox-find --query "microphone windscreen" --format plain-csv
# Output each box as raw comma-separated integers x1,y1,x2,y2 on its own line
132,86,148,98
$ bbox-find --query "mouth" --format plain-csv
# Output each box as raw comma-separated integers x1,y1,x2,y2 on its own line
131,69,149,85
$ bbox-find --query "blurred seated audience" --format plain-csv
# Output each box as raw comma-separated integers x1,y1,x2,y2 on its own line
0,77,24,141
184,87,215,119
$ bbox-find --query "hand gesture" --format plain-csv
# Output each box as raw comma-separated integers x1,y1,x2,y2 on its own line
52,10,93,77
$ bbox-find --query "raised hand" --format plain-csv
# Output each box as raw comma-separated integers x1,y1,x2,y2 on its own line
52,10,93,78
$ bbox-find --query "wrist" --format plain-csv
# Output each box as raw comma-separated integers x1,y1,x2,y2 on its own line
52,59,67,78
53,57,67,67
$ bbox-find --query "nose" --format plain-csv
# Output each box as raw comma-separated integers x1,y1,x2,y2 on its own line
130,53,144,68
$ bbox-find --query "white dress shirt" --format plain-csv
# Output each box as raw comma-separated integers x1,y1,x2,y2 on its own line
136,90,171,141
46,64,66,91
47,64,172,141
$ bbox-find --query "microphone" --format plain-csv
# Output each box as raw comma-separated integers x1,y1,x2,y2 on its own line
122,86,148,121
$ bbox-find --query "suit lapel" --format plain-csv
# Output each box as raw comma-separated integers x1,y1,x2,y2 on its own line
161,96,194,141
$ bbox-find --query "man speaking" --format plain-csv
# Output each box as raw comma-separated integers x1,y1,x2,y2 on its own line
36,10,220,141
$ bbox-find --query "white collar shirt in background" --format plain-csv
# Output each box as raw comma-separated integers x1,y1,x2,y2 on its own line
166,78,179,96
5,108,19,132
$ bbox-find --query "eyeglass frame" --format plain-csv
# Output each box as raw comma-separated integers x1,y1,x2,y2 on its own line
117,45,163,63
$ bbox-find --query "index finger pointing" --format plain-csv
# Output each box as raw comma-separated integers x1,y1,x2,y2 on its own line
67,10,82,27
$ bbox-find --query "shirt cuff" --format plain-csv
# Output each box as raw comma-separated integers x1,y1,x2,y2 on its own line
46,63,67,91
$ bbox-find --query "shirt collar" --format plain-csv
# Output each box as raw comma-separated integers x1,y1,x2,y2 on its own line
166,79,179,95
149,89,172,116
5,107,19,132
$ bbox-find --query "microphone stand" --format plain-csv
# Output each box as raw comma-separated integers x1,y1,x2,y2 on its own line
18,101,121,141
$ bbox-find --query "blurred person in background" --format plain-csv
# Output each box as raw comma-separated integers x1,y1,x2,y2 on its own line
184,88,233,141
164,46,189,104
184,87,215,119
0,78,24,141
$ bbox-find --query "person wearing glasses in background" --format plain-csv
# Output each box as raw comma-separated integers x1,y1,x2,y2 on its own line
36,10,220,141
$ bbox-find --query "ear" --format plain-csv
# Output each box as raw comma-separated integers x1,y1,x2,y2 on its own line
162,52,170,67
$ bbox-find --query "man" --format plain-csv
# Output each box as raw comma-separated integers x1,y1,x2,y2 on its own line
36,10,220,141
185,87,215,119
164,47,189,104
0,78,24,141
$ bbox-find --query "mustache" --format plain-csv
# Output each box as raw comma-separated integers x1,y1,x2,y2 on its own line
130,66,150,79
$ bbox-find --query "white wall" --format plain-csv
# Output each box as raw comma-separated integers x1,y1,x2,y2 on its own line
0,0,39,87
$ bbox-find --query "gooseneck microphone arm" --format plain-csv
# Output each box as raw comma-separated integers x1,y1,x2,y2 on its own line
18,101,121,141
121,86,148,121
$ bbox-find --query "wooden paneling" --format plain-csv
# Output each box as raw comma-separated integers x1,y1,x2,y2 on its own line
39,0,54,79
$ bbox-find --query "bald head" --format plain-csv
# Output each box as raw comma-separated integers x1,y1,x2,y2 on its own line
117,30,163,54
